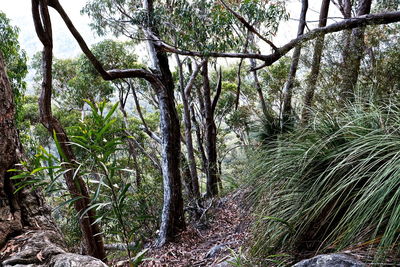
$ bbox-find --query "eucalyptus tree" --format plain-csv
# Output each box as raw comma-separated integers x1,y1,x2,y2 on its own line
301,0,330,124
30,0,400,249
339,0,373,102
280,0,308,130
32,0,185,247
31,0,106,259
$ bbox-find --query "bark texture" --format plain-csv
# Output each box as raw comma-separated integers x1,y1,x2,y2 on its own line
339,0,372,102
176,55,201,199
201,61,219,197
142,0,185,247
301,0,330,124
0,52,106,266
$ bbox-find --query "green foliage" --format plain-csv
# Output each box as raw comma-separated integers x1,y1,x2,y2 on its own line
83,0,287,53
245,100,400,263
11,100,161,262
0,11,28,121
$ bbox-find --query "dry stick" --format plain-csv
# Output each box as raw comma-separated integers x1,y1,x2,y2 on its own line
235,59,244,111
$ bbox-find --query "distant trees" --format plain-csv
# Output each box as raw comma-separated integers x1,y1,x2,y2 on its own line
23,0,400,260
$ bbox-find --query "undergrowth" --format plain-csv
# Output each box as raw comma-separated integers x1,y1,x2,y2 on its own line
245,101,400,264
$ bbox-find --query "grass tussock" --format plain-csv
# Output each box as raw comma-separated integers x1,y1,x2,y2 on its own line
245,101,400,263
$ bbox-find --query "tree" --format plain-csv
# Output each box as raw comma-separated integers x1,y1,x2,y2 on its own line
0,12,28,121
200,60,222,197
176,55,202,199
280,0,308,130
32,0,185,247
0,48,107,265
301,0,330,124
31,0,106,259
339,0,373,102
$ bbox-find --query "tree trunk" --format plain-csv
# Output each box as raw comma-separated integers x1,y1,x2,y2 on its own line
191,104,208,177
142,0,185,247
301,0,330,124
280,0,308,130
339,0,372,102
32,0,106,260
176,54,200,199
0,51,106,266
201,61,219,197
119,91,143,188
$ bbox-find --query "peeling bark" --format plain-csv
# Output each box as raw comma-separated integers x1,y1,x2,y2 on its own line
142,0,185,247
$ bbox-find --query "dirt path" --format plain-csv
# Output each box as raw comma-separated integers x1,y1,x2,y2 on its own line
142,192,250,266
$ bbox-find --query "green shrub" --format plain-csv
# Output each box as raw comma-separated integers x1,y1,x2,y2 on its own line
246,101,400,263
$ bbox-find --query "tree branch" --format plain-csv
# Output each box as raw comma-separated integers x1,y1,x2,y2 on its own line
212,68,222,115
157,11,400,69
219,0,278,51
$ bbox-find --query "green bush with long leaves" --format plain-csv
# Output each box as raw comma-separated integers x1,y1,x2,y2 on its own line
245,101,400,263
10,100,160,265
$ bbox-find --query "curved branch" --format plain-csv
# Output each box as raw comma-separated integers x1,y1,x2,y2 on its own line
219,0,278,51
158,11,400,69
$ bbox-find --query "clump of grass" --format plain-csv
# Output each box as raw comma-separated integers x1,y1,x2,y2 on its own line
246,101,400,263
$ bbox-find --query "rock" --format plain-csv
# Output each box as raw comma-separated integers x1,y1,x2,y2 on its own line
49,253,107,267
205,244,227,258
1,230,107,267
215,257,235,267
293,253,365,267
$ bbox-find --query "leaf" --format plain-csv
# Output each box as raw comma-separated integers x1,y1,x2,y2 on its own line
53,130,68,161
54,196,84,211
104,102,119,122
263,216,295,233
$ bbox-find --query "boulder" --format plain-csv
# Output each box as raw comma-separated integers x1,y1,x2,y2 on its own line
293,253,365,267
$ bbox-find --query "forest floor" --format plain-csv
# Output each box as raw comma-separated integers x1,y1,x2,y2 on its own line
141,190,251,267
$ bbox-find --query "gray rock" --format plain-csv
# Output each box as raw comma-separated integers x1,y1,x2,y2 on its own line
215,257,235,267
293,253,365,267
205,244,227,259
49,253,107,267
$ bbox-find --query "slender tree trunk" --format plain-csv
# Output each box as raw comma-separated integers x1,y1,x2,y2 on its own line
201,61,219,197
176,54,201,199
32,0,106,260
142,0,185,247
119,93,143,188
339,0,372,102
191,104,208,178
280,0,308,129
301,0,330,124
0,51,106,266
251,59,269,118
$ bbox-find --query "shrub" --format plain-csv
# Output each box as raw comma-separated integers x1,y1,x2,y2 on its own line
246,101,400,263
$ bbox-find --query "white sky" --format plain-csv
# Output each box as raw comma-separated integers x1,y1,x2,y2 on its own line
0,0,100,59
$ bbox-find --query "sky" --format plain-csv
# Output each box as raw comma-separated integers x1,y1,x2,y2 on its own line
1,0,101,59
